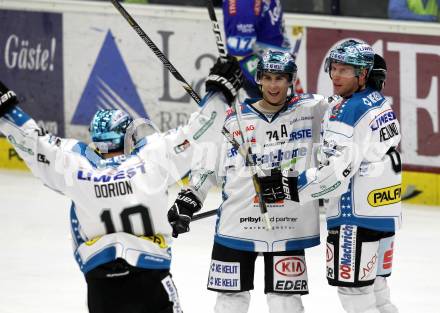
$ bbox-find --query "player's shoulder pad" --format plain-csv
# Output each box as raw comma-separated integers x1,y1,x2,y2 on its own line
330,88,386,127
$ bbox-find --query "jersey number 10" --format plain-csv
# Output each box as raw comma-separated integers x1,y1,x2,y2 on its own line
100,205,154,236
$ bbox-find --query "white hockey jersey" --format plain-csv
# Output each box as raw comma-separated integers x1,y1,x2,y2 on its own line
190,94,328,252
0,92,228,273
297,87,402,232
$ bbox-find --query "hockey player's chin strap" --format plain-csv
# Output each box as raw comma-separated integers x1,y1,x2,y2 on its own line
354,68,369,95
285,84,296,103
355,76,364,94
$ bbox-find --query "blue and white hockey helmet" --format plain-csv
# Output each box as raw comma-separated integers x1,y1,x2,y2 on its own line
256,50,298,84
325,39,374,77
90,109,133,153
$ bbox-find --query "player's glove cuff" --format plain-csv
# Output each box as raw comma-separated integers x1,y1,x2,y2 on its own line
282,169,299,202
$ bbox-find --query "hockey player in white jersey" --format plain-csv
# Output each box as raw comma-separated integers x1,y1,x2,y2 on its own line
280,41,401,313
169,50,328,313
0,56,243,313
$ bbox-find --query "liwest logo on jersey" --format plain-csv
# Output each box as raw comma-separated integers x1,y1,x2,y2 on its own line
71,30,148,126
370,110,397,131
77,164,146,182
77,164,146,198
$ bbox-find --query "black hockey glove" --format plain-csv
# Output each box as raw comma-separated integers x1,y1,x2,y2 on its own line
281,169,299,202
168,189,202,238
205,55,243,104
257,168,285,203
0,81,19,118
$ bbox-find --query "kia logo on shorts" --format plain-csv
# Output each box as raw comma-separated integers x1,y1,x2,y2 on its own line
274,257,306,277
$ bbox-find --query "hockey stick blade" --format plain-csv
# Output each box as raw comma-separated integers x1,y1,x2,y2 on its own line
401,185,423,201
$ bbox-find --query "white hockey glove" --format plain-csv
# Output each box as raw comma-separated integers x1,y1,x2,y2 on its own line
0,81,19,117
205,55,243,105
168,189,202,238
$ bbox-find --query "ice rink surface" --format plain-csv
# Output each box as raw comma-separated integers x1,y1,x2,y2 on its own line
0,169,439,313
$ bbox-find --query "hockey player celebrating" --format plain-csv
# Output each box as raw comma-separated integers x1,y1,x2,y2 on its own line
168,50,328,313
0,56,242,313
280,41,401,313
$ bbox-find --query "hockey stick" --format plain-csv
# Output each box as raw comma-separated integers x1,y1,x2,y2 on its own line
205,0,272,230
206,0,228,61
192,209,218,221
233,105,272,230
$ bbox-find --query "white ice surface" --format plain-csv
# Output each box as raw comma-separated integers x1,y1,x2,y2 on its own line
0,170,439,313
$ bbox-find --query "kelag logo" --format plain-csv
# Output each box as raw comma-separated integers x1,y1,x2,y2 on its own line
72,30,148,125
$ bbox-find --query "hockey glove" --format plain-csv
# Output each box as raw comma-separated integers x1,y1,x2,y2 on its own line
168,189,202,238
281,169,299,202
205,55,244,104
257,168,285,203
0,81,19,118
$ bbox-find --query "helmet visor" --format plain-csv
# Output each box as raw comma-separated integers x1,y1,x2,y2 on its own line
124,118,160,155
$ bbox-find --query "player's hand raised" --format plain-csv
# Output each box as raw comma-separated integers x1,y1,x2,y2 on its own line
205,55,243,105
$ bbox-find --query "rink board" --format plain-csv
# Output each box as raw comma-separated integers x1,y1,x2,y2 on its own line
0,138,28,171
402,171,440,206
0,0,439,205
